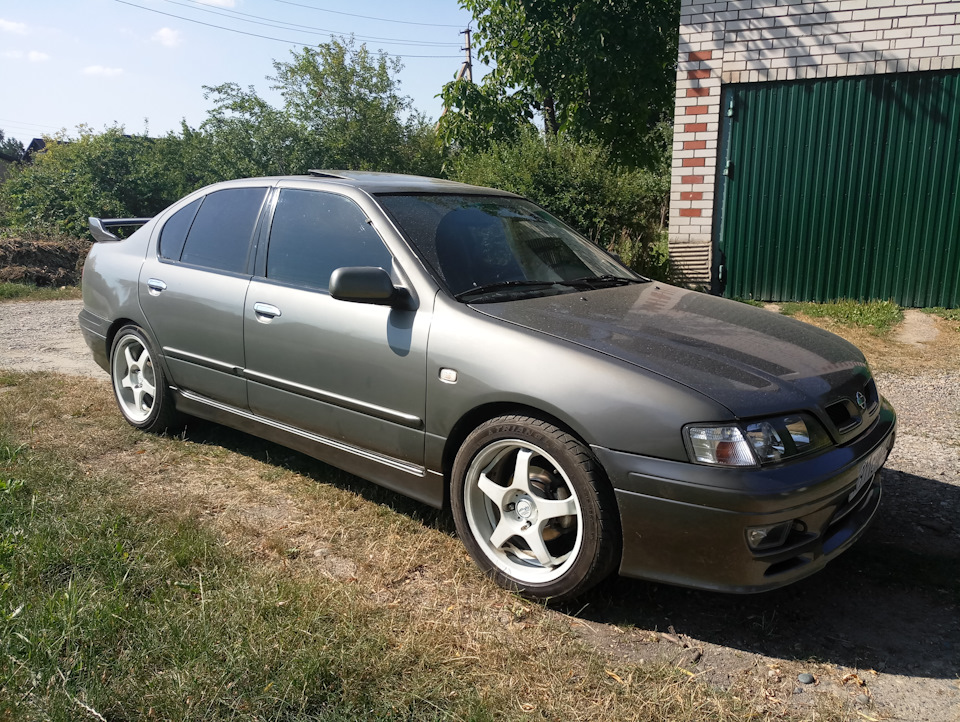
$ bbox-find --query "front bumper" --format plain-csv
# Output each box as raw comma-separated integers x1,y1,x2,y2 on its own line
594,399,896,593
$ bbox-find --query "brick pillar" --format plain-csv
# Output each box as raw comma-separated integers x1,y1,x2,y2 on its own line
668,11,723,289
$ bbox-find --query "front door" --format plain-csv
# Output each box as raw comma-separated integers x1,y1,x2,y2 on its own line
243,188,430,468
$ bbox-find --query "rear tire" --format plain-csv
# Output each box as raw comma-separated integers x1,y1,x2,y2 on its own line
110,325,181,433
451,415,621,602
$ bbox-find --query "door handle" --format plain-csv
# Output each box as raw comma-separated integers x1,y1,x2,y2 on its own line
146,278,167,296
253,302,282,321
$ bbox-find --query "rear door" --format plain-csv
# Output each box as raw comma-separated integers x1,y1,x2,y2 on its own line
139,185,270,409
243,187,430,467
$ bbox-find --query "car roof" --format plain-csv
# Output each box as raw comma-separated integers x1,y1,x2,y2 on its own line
214,171,522,198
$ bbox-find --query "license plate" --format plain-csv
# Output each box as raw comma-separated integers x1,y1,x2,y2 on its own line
850,441,889,501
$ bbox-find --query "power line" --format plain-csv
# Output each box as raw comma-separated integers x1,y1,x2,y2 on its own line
0,118,62,131
163,0,460,47
271,0,464,29
113,0,462,58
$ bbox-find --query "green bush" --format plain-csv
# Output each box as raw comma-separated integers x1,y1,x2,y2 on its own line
0,128,207,237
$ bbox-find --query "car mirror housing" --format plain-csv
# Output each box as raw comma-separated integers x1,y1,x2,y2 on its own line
329,266,413,310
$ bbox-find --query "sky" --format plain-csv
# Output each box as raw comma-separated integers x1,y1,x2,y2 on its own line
0,0,487,146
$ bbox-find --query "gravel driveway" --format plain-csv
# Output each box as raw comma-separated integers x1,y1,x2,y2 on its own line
1,299,958,721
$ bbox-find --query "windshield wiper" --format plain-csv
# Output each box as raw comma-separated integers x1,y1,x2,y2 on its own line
560,274,645,289
454,279,560,301
557,274,647,290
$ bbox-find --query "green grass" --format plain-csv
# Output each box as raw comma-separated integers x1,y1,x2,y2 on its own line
731,297,765,307
779,299,904,334
0,429,499,721
0,372,799,722
923,307,960,331
0,282,82,302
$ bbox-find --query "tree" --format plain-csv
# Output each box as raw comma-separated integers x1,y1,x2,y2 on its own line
0,129,24,160
439,0,679,166
203,38,444,178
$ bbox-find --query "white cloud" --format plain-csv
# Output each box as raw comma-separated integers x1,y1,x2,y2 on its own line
28,51,49,62
0,18,28,35
196,0,236,7
152,27,182,48
3,50,23,59
83,65,124,77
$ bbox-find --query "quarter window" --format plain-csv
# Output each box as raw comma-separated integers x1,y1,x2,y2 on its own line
159,197,202,261
266,189,393,290
180,187,268,274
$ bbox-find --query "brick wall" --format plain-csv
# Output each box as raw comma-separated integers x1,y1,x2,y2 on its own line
669,0,960,288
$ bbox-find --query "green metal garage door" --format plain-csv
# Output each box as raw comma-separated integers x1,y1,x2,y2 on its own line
717,70,960,308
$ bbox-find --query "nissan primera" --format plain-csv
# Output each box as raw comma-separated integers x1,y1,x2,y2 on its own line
80,171,896,601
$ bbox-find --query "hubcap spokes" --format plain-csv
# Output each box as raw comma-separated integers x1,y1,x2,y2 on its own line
114,338,155,422
466,442,582,583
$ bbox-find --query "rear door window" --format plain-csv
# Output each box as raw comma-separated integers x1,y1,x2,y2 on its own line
179,187,268,274
266,189,393,290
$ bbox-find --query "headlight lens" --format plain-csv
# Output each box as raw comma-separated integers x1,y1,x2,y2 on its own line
685,414,831,467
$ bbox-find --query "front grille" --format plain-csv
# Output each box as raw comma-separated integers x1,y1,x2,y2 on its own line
826,398,861,433
825,377,880,438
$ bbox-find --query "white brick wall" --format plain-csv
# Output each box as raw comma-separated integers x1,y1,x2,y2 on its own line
668,0,960,286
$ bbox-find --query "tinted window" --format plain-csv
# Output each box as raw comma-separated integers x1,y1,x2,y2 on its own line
159,197,202,261
266,189,393,290
180,187,268,273
377,194,632,297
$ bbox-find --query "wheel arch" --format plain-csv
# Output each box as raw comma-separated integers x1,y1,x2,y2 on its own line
440,402,600,505
106,318,174,384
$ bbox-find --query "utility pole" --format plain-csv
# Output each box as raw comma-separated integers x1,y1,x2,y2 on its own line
457,28,473,82
439,28,474,123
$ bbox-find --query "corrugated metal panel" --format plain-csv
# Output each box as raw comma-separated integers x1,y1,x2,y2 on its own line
717,70,960,308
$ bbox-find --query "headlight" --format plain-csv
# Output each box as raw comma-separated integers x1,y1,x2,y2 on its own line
684,414,831,467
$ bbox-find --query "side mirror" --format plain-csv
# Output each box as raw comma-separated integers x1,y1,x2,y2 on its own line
329,267,414,310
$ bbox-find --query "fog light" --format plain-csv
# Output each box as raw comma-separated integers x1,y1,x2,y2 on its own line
745,521,792,551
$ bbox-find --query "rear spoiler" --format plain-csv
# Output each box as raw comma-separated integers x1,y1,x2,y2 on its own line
88,216,153,242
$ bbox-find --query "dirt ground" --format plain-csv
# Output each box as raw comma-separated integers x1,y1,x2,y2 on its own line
1,299,958,721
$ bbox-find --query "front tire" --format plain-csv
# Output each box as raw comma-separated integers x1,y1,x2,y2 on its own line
451,415,621,601
110,325,181,433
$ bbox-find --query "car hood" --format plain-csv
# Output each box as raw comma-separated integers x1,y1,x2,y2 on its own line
473,283,873,423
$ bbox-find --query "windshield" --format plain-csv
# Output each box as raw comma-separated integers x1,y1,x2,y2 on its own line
376,193,643,301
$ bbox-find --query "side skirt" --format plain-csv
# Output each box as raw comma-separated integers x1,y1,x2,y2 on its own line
173,388,445,509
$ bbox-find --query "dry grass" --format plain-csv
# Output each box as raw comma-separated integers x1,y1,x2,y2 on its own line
0,371,820,721
779,310,960,374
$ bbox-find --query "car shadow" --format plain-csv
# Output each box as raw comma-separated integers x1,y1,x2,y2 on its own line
567,467,960,680
172,419,958,680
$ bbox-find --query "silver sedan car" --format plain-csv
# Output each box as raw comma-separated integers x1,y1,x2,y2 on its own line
80,171,896,601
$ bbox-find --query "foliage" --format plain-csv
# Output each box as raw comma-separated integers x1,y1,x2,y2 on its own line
0,127,194,237
0,39,444,238
203,38,444,179
779,299,904,335
452,130,672,279
439,0,679,166
0,129,24,160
